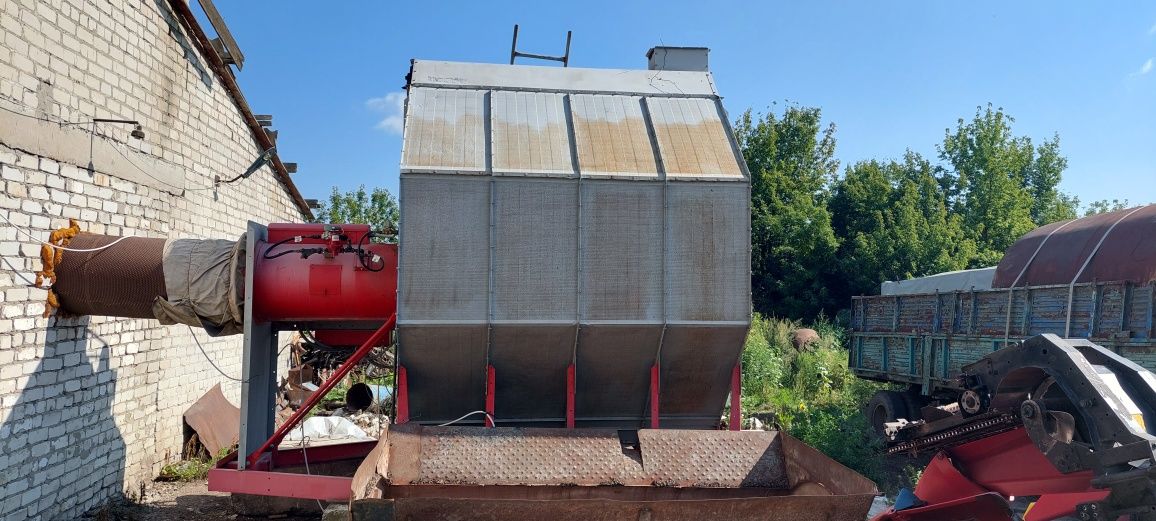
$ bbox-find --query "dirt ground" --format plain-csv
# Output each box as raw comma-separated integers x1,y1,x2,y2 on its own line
82,481,322,521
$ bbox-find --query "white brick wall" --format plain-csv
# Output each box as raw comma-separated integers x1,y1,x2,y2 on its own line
0,1,307,519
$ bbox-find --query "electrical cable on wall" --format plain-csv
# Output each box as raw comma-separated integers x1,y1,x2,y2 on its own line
0,211,131,253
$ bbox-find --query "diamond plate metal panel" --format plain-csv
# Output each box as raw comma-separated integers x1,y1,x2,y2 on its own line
491,90,574,175
647,97,743,179
396,425,648,486
638,430,788,488
401,88,487,173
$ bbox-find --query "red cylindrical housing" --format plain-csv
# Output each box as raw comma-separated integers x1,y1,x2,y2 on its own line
252,223,396,323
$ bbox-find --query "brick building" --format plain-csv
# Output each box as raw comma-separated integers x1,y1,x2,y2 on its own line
0,1,309,518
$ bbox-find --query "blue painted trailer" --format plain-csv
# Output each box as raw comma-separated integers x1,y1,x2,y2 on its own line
849,280,1156,397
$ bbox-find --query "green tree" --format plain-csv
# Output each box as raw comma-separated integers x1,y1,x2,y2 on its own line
829,152,975,300
1084,199,1130,216
735,105,840,319
314,185,399,238
938,104,1078,266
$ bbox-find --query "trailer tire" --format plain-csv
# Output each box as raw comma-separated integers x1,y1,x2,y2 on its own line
867,390,909,437
902,390,927,421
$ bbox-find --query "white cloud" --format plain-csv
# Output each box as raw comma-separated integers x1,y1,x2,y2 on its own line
1139,58,1154,76
366,92,405,135
1149,22,1156,35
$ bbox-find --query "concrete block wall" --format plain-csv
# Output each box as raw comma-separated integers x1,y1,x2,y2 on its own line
0,1,309,519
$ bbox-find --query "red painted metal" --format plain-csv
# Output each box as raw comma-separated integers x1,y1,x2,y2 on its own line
872,428,1110,521
245,315,396,468
253,223,397,323
729,362,741,431
396,365,409,424
313,329,390,347
650,364,660,429
208,467,354,501
565,363,576,429
485,364,496,427
270,440,377,467
874,492,1012,521
945,428,1096,497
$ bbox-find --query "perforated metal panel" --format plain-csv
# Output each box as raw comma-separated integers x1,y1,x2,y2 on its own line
666,182,750,322
492,178,578,321
398,175,489,322
580,180,663,321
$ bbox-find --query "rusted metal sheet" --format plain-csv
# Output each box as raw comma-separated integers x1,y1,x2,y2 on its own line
351,426,878,521
184,383,240,456
993,204,1156,288
400,88,486,173
491,90,573,175
647,97,743,178
371,425,650,487
637,429,787,488
570,94,659,177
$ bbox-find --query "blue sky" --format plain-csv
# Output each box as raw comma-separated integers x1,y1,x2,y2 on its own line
209,1,1156,208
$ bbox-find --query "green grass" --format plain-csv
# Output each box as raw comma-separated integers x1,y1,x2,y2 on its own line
740,313,920,493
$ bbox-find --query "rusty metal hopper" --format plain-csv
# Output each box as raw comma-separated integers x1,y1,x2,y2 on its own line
350,425,878,521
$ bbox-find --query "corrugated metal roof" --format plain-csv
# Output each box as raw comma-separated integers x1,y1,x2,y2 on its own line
401,88,487,173
648,97,743,178
400,60,747,181
491,91,573,175
571,94,658,177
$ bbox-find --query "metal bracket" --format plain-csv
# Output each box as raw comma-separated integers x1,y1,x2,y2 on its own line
509,24,572,67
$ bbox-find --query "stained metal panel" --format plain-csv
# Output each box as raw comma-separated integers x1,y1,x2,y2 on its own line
401,88,487,173
489,325,575,424
666,183,749,322
647,97,743,179
410,60,720,96
570,95,659,177
575,325,661,426
398,175,489,322
492,178,578,321
491,91,573,175
398,325,487,424
580,180,663,321
658,326,748,428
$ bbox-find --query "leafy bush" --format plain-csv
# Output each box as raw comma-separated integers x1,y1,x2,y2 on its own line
740,314,893,487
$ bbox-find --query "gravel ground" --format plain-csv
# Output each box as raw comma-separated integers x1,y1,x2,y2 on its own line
82,480,321,521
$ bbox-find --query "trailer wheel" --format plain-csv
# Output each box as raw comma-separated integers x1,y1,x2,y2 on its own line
866,390,909,436
902,390,928,421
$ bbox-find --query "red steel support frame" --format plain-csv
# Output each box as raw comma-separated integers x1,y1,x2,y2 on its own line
650,364,660,429
396,365,409,424
244,314,396,468
565,363,576,428
729,361,741,431
485,364,496,427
